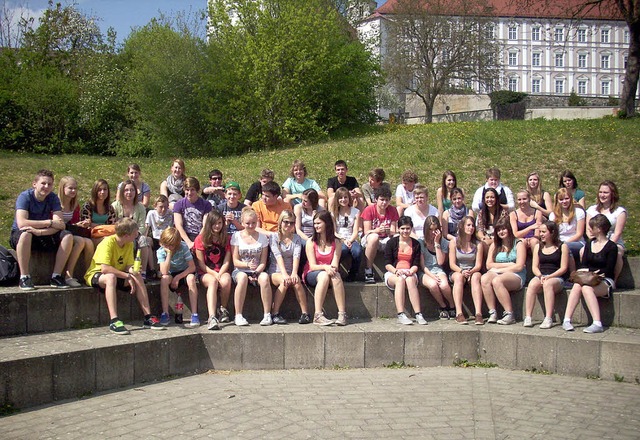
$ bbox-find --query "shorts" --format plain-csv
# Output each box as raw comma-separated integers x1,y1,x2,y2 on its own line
167,271,190,292
603,277,615,298
90,272,128,293
384,271,418,291
305,270,323,287
152,238,161,252
232,268,258,286
448,268,473,284
10,229,69,252
360,233,390,250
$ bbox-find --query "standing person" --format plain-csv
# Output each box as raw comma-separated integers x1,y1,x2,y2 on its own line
559,170,586,209
526,172,553,218
244,169,274,206
202,169,226,207
194,211,232,330
253,181,291,236
157,227,199,327
420,216,454,319
303,211,347,326
58,176,93,287
449,216,484,325
481,218,526,326
586,180,626,281
282,159,326,207
395,170,419,216
118,164,151,208
268,211,311,324
549,188,585,270
231,207,273,326
160,158,186,208
173,177,212,249
330,187,362,282
404,185,438,240
471,167,514,212
509,189,543,251
442,188,471,241
84,218,164,334
11,169,73,290
216,182,246,235
562,215,618,334
112,179,151,279
384,216,425,325
523,221,569,329
326,160,363,210
361,168,391,207
476,188,508,249
361,186,399,284
436,170,457,217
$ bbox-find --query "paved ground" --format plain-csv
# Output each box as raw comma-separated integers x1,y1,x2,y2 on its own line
1,366,639,439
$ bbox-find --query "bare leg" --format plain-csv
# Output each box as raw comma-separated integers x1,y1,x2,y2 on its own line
234,272,249,316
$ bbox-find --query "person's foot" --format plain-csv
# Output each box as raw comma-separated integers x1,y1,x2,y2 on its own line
188,314,201,328
50,274,67,288
562,321,574,331
415,313,428,325
208,316,220,330
583,323,604,333
159,312,170,326
235,314,249,326
218,306,230,323
298,313,312,324
497,312,516,325
314,313,334,326
143,316,165,330
455,314,468,325
109,320,130,335
474,314,484,325
448,308,457,319
439,308,449,320
397,312,413,325
364,271,375,284
19,276,35,291
272,313,287,325
487,310,498,324
260,313,273,326
539,317,553,329
335,312,348,326
523,316,533,327
65,278,82,288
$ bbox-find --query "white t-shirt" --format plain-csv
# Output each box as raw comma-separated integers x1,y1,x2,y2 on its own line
230,232,269,273
404,204,438,240
395,184,415,206
335,207,360,240
549,209,585,243
586,205,626,245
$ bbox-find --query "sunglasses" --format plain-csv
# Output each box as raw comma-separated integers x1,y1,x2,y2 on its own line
282,220,294,226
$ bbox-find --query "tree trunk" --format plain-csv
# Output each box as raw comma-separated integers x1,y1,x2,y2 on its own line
620,21,640,117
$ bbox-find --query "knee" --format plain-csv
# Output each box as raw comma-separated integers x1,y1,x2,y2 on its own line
103,273,117,286
161,274,172,285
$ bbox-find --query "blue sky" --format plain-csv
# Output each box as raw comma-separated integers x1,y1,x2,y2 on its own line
6,1,385,43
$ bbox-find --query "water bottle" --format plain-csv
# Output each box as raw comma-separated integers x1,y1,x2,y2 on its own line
175,294,184,324
133,249,142,273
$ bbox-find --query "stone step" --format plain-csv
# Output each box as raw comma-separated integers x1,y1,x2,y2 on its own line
1,319,639,409
1,280,639,337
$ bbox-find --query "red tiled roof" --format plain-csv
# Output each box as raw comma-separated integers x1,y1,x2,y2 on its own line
375,0,623,21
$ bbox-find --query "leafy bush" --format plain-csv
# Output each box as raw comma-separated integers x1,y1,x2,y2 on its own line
568,89,587,107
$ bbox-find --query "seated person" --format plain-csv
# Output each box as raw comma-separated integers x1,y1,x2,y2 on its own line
253,181,291,236
217,182,246,235
282,159,326,207
202,169,225,207
361,186,399,284
326,160,363,210
84,218,163,334
173,177,212,249
11,169,73,290
160,158,186,208
404,185,438,240
471,167,514,212
244,169,274,206
117,163,151,208
395,170,419,216
361,168,391,207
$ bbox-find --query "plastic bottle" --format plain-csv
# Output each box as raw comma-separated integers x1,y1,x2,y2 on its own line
175,294,184,324
133,249,142,273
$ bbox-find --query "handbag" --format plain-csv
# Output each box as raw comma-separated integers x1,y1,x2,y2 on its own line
569,269,604,287
67,223,92,238
91,224,116,239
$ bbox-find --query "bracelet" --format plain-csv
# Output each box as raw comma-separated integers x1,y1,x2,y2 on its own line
49,219,53,228
435,244,441,249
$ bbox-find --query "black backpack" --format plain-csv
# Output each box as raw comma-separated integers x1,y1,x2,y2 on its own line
0,245,19,286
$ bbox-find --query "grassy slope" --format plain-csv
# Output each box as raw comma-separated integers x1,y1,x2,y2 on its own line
1,118,639,254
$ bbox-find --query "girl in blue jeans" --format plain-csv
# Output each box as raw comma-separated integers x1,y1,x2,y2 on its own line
330,187,362,282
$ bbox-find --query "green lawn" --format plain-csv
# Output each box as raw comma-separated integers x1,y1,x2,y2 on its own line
2,117,639,254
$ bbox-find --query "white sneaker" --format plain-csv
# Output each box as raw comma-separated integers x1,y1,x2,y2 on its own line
523,317,533,327
397,312,413,325
562,321,574,331
208,316,220,330
539,317,553,329
583,323,604,333
235,314,249,326
65,278,82,288
497,312,516,325
415,313,427,325
260,313,273,326
487,310,498,324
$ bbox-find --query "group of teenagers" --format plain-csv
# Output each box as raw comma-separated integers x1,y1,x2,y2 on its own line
10,159,627,335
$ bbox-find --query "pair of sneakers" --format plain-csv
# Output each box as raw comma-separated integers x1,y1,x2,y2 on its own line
523,317,553,328
109,316,164,334
397,312,428,325
562,321,603,333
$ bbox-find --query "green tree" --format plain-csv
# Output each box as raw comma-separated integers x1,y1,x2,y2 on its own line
204,0,379,153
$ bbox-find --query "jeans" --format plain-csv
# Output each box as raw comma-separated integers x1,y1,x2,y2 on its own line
340,241,363,277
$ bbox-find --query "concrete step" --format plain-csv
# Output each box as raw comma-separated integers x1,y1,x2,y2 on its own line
1,319,639,409
1,280,639,337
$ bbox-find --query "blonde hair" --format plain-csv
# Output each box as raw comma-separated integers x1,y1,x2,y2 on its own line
160,227,182,249
277,210,296,243
553,188,576,225
58,176,78,212
241,206,258,223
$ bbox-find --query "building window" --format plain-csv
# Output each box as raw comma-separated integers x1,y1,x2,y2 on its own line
555,28,564,42
508,26,517,40
624,55,628,69
578,80,587,95
508,78,518,91
555,79,564,94
532,26,540,41
555,53,564,67
484,24,494,39
532,79,541,93
601,81,610,95
577,29,587,43
601,54,610,69
532,52,541,67
508,52,517,66
624,30,630,44
578,54,587,68
601,29,610,43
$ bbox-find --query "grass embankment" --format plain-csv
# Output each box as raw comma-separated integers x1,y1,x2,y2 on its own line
1,117,638,254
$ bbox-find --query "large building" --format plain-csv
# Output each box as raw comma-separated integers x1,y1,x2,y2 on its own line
358,0,630,119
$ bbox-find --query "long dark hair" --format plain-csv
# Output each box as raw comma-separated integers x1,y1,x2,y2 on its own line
542,221,561,248
90,179,110,209
492,217,515,258
481,187,503,228
311,211,335,244
441,170,457,200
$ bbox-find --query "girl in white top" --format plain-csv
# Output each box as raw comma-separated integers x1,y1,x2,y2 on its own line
549,188,585,272
58,176,93,287
329,187,362,282
404,185,438,240
586,180,627,281
231,207,272,326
